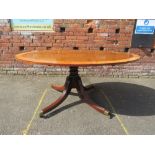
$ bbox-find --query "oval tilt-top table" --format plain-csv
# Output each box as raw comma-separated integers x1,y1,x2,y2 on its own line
16,50,140,119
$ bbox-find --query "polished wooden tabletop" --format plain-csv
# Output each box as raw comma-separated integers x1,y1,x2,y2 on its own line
15,50,140,66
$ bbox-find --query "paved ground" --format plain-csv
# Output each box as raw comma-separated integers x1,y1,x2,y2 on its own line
0,74,155,135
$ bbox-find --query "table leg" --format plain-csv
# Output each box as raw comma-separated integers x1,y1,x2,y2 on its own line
84,98,113,118
84,85,94,91
39,90,68,117
75,76,113,118
40,66,113,119
51,84,64,92
40,80,71,117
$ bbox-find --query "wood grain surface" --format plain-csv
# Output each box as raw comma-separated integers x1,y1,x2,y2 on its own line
15,50,140,66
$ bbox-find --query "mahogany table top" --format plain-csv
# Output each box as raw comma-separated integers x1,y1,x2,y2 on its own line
15,50,140,66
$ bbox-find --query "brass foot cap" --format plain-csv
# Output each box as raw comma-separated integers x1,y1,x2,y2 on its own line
103,110,110,116
39,112,44,118
109,112,115,119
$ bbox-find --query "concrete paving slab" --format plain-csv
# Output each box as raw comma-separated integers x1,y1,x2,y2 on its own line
86,77,155,135
28,90,124,135
0,75,46,134
0,75,155,134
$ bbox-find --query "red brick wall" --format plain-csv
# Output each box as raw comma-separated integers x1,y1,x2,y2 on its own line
0,19,155,77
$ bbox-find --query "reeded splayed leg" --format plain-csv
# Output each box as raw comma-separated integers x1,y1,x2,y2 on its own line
40,80,71,117
51,85,65,92
74,75,112,118
40,66,113,118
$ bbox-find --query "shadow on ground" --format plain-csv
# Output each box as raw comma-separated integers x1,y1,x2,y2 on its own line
44,82,155,118
93,82,155,116
43,100,82,118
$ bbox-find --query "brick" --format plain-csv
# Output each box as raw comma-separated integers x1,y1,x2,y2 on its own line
51,47,63,50
23,46,36,51
0,70,7,74
0,19,154,77
10,37,22,43
73,32,86,36
21,38,32,43
66,36,77,40
13,43,29,46
0,43,12,47
8,47,22,53
7,70,18,74
3,26,11,32
17,70,26,75
0,35,11,43
77,36,88,40
55,40,64,43
66,28,87,32
43,38,55,43
29,42,42,46
1,54,15,60
35,47,47,50
41,43,53,47
53,43,64,47
54,36,65,40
